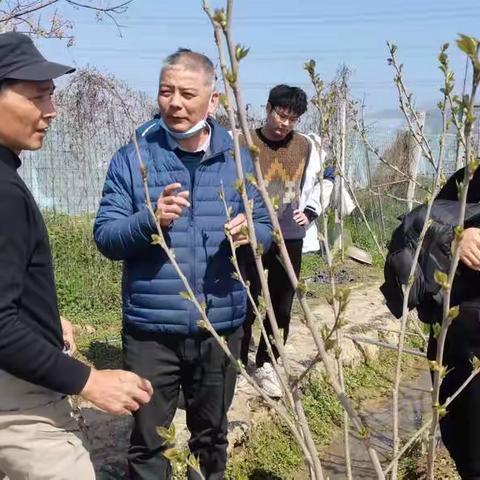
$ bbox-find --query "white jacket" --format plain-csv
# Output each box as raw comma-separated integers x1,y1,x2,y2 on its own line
299,133,334,253
228,129,334,253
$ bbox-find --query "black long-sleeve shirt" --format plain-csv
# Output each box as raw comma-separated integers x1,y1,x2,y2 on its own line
0,145,90,394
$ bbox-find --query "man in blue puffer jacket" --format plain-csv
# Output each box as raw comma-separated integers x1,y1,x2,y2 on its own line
94,49,272,480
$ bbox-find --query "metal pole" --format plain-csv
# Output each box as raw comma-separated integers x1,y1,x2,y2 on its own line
339,99,347,259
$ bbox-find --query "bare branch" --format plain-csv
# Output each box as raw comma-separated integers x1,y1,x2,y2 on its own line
388,42,436,169
389,57,449,480
426,40,480,479
0,0,132,39
384,367,480,476
0,0,59,22
346,335,426,358
355,118,428,191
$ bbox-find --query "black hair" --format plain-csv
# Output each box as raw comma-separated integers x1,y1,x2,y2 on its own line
267,84,308,116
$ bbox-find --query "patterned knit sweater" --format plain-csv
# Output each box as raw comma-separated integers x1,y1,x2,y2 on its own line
250,128,310,240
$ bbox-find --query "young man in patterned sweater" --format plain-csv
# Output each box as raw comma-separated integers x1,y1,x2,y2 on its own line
241,84,334,397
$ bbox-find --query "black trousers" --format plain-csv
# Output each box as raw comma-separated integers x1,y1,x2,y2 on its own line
428,304,480,480
123,326,242,480
240,239,303,368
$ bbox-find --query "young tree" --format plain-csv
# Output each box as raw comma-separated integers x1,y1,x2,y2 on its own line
0,0,133,43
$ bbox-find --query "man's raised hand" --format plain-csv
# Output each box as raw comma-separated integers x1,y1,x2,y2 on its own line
156,183,190,227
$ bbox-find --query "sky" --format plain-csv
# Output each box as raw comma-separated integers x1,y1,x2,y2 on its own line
35,0,480,119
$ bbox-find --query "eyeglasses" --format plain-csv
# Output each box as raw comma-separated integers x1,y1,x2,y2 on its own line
272,108,300,124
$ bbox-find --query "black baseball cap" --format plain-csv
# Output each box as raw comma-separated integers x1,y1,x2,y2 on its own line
0,32,75,81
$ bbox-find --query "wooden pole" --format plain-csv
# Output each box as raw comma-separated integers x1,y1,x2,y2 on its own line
406,111,426,211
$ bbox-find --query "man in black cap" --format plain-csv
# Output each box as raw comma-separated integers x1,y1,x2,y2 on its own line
0,32,153,480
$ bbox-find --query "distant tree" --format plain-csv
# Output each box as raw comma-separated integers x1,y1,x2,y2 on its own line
372,130,415,197
54,66,156,152
0,0,133,44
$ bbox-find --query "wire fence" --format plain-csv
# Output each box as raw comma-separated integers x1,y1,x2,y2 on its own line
347,129,459,187
19,111,136,215
16,68,469,219
19,69,155,216
18,121,460,216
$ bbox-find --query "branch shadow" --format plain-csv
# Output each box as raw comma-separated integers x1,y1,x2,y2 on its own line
247,469,283,480
82,340,123,369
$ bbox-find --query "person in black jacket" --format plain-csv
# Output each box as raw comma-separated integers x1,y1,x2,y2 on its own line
429,166,480,480
0,32,153,480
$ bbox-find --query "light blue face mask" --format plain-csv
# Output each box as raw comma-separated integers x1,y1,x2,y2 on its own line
158,116,208,140
158,92,213,140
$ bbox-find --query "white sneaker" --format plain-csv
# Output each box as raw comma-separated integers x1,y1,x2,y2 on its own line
254,362,283,398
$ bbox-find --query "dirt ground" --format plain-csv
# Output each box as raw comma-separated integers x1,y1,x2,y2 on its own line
76,277,457,479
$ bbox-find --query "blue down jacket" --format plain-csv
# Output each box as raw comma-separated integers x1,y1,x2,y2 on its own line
94,118,272,335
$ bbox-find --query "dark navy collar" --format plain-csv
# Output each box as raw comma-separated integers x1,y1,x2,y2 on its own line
256,127,294,150
0,145,21,170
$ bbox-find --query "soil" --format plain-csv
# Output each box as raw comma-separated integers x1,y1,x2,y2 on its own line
308,269,356,285
75,279,459,479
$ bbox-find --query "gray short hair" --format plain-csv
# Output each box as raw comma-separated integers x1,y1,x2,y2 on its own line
161,48,216,89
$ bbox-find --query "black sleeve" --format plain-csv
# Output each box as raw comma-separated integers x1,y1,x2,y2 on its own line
303,206,318,223
437,167,480,203
0,185,90,395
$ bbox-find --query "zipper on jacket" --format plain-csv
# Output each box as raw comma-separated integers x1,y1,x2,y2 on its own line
189,165,203,335
189,192,195,335
169,152,196,334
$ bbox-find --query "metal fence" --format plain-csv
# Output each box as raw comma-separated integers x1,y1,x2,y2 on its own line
19,70,155,215
346,129,460,187
19,113,135,215
17,77,464,217
18,127,459,217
